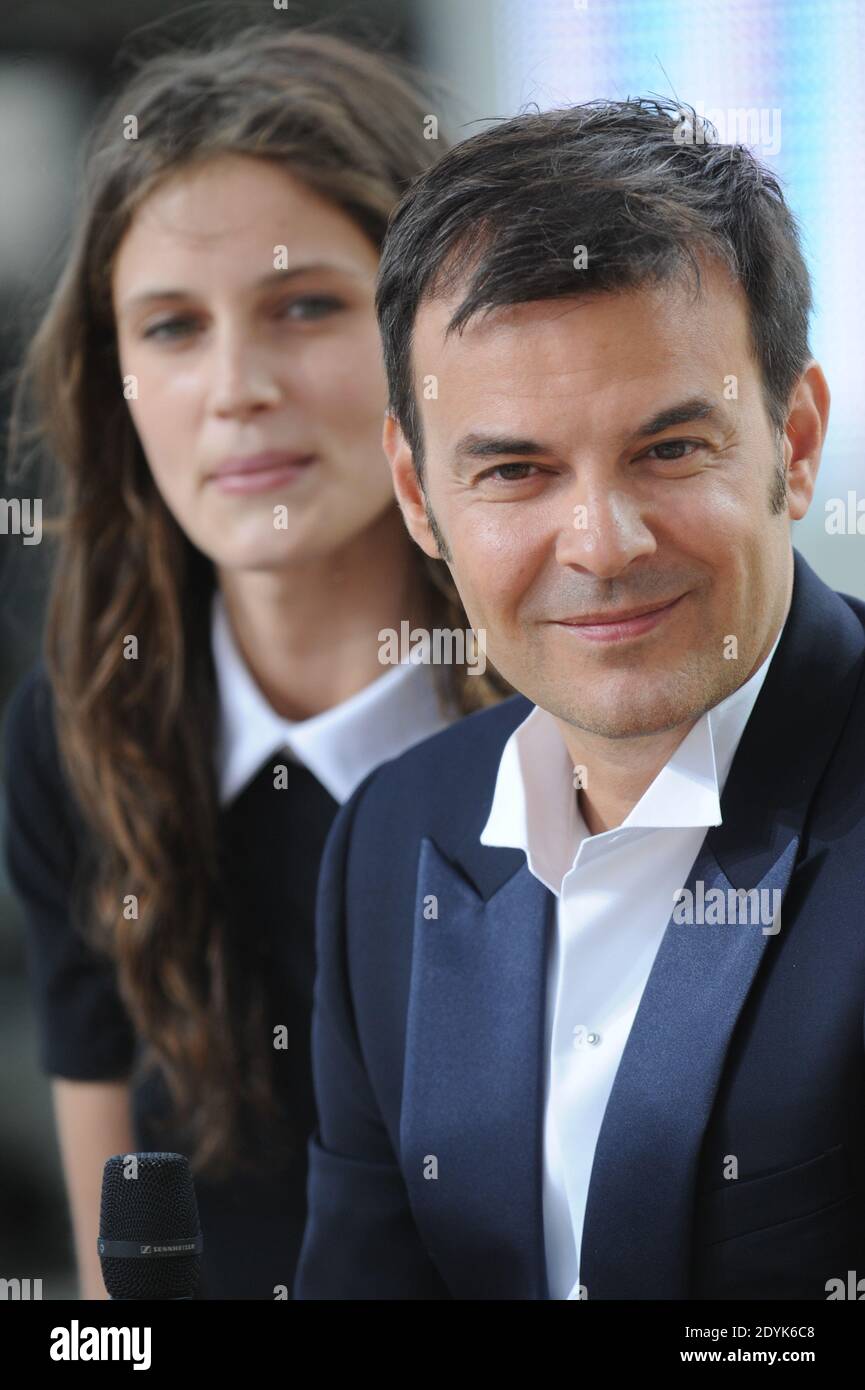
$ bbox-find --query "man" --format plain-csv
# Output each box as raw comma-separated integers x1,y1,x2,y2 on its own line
294,99,865,1300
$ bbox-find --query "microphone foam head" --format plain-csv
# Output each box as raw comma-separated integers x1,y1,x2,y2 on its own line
99,1152,202,1300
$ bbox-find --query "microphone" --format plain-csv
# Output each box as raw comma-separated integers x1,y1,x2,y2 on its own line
97,1152,204,1300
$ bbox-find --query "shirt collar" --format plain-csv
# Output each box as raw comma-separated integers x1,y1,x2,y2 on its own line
480,618,786,891
212,589,452,806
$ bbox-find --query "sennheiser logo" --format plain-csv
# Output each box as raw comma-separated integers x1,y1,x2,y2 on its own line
50,1321,151,1370
140,1242,195,1254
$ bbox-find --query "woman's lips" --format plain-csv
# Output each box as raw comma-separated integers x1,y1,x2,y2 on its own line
553,593,686,642
208,452,317,495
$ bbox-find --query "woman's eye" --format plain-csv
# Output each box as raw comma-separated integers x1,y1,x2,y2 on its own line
140,295,344,341
479,462,540,483
277,295,344,321
142,316,198,341
645,439,701,462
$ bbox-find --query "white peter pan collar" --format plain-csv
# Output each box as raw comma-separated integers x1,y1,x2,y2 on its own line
211,589,453,807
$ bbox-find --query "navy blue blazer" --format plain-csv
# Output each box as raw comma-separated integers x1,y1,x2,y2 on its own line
294,548,865,1300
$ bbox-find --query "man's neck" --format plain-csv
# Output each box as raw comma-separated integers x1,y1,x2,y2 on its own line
570,719,700,836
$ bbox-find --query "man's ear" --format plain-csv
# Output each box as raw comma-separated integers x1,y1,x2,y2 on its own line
382,411,442,559
783,361,830,521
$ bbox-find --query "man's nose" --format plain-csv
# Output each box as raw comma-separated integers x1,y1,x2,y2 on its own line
555,481,657,578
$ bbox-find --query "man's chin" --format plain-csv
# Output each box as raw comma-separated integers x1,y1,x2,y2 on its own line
563,712,694,740
542,682,716,741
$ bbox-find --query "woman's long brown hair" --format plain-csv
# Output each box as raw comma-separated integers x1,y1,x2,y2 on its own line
7,24,511,1179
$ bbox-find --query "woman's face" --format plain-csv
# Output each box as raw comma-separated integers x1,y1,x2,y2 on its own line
112,153,396,570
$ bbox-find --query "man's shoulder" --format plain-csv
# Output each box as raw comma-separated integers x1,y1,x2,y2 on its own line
340,690,531,849
372,689,530,794
836,586,865,633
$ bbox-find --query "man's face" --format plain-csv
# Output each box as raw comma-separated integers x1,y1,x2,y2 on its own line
387,258,811,740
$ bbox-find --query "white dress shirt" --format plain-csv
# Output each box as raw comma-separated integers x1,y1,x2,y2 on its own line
480,621,786,1299
211,590,453,806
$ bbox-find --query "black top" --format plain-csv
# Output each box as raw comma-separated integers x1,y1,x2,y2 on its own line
2,663,340,1299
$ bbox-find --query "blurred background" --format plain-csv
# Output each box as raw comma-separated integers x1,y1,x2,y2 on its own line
1,0,862,1295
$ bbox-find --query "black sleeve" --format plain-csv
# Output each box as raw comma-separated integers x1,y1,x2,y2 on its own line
2,664,137,1080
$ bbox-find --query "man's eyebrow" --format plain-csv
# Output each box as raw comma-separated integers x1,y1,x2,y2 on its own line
450,398,726,474
451,433,549,475
631,396,726,439
119,263,361,314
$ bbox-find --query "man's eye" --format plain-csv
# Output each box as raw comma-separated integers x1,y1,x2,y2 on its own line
645,439,701,461
277,295,344,321
478,462,540,482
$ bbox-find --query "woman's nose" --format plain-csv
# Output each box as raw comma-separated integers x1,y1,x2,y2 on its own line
208,334,282,418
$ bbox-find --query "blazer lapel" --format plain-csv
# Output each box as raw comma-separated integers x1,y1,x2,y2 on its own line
579,833,799,1300
400,835,554,1299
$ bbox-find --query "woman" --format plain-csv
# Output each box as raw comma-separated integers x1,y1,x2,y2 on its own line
3,25,508,1299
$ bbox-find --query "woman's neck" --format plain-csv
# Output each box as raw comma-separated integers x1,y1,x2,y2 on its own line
215,505,436,721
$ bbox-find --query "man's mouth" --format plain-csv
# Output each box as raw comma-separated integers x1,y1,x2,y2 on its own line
552,593,687,642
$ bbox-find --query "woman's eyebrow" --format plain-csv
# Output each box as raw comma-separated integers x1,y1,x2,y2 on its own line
118,262,367,315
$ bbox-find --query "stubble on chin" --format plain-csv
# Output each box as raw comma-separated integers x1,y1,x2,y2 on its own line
538,644,742,740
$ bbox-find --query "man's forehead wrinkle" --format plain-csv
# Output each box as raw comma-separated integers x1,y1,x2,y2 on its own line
439,383,732,458
434,324,732,382
445,371,614,407
434,355,694,398
414,288,748,416
432,301,722,356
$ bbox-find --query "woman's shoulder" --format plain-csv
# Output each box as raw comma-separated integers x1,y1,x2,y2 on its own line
3,662,138,1080
3,657,65,797
5,656,56,731
2,657,86,886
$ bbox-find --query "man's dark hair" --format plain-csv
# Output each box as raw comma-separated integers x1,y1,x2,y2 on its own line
376,98,812,492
